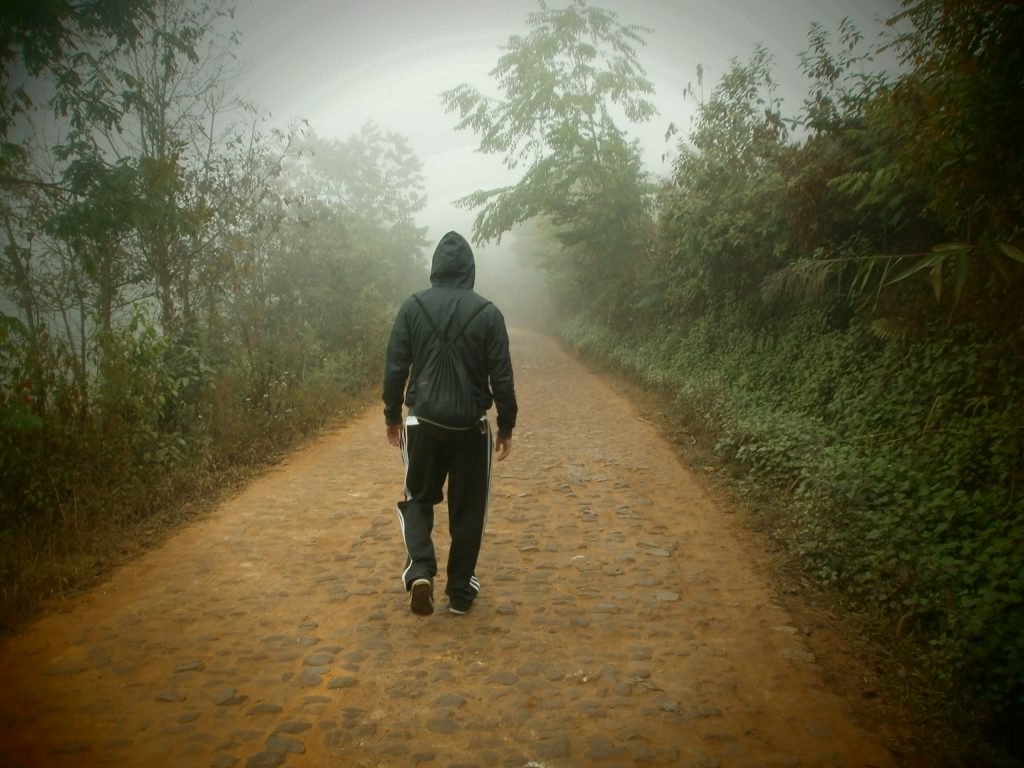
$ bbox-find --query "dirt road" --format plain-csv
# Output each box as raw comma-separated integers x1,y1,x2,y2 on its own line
0,331,897,767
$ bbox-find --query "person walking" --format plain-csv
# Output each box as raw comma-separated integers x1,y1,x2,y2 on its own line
383,231,518,616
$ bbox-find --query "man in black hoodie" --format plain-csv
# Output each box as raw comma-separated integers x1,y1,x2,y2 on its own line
383,231,518,616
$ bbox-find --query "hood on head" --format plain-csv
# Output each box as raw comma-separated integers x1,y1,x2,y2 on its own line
429,231,475,289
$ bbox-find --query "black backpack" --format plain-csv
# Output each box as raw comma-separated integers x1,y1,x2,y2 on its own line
410,294,491,431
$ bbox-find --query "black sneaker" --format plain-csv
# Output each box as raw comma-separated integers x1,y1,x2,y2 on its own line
410,578,433,616
449,602,470,615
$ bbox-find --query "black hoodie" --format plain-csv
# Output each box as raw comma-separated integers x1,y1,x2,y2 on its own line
382,232,518,437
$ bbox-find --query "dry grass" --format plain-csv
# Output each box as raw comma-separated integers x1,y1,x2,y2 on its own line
0,387,374,638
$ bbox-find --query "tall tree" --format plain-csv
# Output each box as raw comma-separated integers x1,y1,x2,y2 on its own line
879,0,1024,312
654,47,790,312
1,0,155,414
41,0,247,336
442,0,656,312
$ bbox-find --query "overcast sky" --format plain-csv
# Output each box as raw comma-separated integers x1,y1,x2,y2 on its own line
229,0,901,254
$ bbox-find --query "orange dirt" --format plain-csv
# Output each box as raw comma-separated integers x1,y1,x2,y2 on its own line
0,331,900,767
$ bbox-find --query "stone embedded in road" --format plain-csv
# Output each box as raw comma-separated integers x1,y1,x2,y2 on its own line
327,676,358,689
244,751,285,768
214,688,246,706
85,646,112,668
231,729,262,744
259,634,293,645
427,719,458,733
303,652,334,666
434,693,466,708
266,734,305,754
154,691,186,702
323,730,350,748
50,740,89,754
274,720,312,734
43,661,89,677
247,704,283,716
655,590,680,601
486,671,518,685
534,738,571,758
290,669,322,687
690,704,724,718
175,659,205,672
585,735,627,761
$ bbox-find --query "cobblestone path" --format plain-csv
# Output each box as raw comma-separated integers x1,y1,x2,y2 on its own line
0,331,896,767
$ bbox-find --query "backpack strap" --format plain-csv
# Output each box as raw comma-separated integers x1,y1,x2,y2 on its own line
451,299,491,343
412,294,491,345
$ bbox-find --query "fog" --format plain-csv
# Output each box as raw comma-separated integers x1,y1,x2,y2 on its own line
228,0,901,323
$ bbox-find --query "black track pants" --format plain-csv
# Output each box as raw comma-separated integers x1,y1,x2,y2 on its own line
397,419,492,607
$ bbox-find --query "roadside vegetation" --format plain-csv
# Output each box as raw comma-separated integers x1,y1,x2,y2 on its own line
446,1,1023,764
0,1,428,628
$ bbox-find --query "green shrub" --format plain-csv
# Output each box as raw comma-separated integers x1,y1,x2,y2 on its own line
558,301,1024,739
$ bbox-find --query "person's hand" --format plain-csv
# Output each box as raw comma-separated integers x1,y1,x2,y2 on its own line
386,424,402,447
495,434,512,462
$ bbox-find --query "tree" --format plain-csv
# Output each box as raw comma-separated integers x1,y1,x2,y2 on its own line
100,0,243,334
889,0,1023,246
879,0,1024,310
442,0,656,312
0,0,152,184
760,22,922,309
769,2,1024,316
1,0,155,417
653,47,791,313
288,123,429,299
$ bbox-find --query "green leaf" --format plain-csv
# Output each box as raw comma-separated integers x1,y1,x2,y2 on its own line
0,313,30,338
1,406,44,430
887,251,943,285
953,249,969,303
998,243,1024,264
930,260,943,300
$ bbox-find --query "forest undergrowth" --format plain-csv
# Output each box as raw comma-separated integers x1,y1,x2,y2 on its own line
558,307,1023,768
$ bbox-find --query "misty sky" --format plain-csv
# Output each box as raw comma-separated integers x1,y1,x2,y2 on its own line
229,0,902,253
